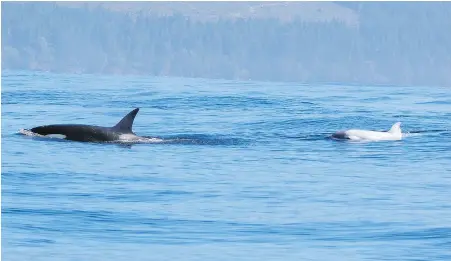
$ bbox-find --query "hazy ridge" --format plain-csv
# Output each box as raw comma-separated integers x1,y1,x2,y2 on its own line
2,1,451,86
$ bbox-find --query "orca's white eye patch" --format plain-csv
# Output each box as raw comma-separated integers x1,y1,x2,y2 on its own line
46,134,67,139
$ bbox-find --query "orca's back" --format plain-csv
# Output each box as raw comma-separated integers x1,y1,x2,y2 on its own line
30,124,119,142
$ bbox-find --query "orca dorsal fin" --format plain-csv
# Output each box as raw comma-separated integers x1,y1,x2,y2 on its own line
112,108,140,133
388,122,402,134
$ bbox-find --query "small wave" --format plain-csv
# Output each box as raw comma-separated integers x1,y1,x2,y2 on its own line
111,137,164,144
403,129,450,138
280,133,330,141
153,134,249,146
406,129,450,134
402,132,422,138
416,100,451,105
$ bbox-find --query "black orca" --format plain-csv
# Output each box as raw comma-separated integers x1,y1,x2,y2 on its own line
27,108,144,142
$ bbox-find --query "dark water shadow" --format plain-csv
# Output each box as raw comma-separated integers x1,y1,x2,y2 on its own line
142,134,251,147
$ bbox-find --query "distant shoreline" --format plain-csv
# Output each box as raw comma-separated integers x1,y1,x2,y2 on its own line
3,2,451,87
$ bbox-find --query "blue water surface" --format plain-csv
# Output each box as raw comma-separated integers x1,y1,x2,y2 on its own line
2,70,451,261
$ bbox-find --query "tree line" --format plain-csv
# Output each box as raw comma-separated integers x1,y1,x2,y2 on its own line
2,2,451,86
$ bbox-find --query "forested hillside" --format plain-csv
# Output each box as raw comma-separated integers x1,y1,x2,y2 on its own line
2,2,451,86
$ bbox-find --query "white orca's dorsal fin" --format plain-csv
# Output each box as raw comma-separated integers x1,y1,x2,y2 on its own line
112,108,139,133
388,122,402,134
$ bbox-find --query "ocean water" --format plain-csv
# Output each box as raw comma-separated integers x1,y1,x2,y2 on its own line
1,70,451,261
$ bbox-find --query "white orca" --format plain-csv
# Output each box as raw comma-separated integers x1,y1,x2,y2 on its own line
331,122,403,141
